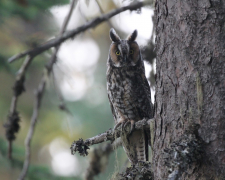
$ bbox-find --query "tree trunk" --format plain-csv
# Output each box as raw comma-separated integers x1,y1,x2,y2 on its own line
153,0,225,179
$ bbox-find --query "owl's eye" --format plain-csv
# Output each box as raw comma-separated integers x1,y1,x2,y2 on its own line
130,50,134,54
116,51,121,55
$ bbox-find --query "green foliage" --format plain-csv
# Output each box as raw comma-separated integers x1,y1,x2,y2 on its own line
0,56,10,72
28,165,80,180
0,138,81,180
0,0,69,21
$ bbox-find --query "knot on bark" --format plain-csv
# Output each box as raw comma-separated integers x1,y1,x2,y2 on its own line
70,138,90,156
13,75,25,96
115,161,153,180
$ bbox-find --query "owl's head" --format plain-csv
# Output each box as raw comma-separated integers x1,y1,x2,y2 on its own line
108,28,140,67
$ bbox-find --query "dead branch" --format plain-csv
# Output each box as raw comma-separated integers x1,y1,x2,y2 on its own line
71,118,154,156
17,1,77,180
8,1,151,63
4,55,33,159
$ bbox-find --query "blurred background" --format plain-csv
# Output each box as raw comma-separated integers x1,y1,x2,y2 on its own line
0,0,154,179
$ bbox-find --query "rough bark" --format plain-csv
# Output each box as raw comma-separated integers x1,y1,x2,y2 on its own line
154,0,225,179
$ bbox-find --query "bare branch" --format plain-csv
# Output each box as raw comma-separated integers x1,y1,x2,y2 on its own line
16,56,34,83
71,118,154,156
9,1,151,63
18,77,46,180
17,1,77,180
52,70,73,116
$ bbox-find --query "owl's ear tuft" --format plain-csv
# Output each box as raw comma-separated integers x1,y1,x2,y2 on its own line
110,28,121,42
127,30,138,42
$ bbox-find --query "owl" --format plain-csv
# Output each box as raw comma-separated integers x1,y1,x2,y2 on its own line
107,28,154,165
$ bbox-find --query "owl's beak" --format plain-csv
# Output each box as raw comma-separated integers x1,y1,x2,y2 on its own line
123,55,128,63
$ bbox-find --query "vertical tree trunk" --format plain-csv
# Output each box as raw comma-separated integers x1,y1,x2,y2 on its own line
154,0,225,179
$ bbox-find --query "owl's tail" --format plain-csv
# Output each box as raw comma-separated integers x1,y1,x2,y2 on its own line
121,129,149,164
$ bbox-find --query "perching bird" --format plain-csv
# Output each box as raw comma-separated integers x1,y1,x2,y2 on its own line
106,28,154,165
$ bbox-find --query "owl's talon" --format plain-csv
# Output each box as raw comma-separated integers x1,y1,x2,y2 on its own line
124,121,130,130
123,120,135,134
114,122,122,131
130,120,135,134
121,122,125,130
114,120,135,133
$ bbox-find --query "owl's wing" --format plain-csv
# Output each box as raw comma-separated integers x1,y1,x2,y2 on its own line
133,72,153,120
141,71,154,118
139,71,154,148
108,94,117,123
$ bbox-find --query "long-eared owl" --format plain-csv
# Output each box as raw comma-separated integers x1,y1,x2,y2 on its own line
107,28,154,164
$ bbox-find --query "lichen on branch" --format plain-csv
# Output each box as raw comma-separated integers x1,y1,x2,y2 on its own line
163,123,205,180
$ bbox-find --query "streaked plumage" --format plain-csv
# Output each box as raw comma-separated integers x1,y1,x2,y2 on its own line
107,28,154,164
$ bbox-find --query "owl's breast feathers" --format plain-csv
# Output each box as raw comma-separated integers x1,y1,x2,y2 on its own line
107,64,153,123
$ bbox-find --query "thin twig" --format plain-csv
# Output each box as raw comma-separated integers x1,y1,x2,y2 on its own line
78,2,89,22
51,0,78,115
77,2,95,38
71,118,154,156
10,56,33,111
17,56,34,80
52,70,73,116
9,1,151,63
18,77,46,180
17,1,77,180
46,0,78,73
95,0,113,27
9,56,33,114
8,141,12,159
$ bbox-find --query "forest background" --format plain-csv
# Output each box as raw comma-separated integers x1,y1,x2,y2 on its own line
0,1,154,180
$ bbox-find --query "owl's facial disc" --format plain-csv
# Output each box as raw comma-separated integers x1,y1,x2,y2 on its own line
109,29,140,67
110,41,140,67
